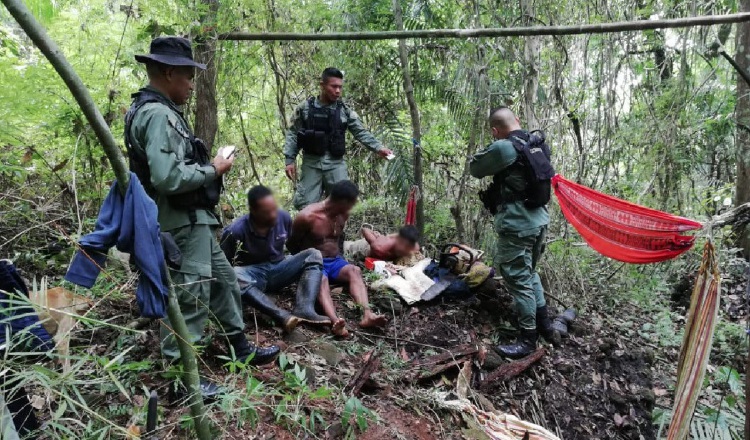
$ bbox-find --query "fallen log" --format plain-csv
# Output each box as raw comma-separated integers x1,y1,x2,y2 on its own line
479,348,546,389
413,355,474,382
412,344,479,367
345,349,381,395
707,201,750,228
405,344,480,382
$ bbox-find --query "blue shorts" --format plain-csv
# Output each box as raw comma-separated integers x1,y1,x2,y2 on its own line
323,256,349,282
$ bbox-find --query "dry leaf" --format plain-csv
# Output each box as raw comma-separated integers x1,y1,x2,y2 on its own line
29,395,45,410
126,424,141,439
653,388,668,397
614,414,625,427
52,158,69,172
476,345,487,365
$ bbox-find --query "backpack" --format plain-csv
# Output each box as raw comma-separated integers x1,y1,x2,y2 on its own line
508,130,555,209
479,130,555,214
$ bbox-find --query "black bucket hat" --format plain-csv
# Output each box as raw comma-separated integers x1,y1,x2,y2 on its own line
135,36,206,70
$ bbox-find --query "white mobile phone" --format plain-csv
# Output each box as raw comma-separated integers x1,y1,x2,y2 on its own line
386,153,396,160
221,145,237,159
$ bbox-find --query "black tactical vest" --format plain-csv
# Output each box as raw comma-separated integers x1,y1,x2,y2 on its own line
296,97,348,157
479,130,554,214
124,88,222,216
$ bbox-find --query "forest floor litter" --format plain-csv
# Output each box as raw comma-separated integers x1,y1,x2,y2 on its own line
69,271,669,439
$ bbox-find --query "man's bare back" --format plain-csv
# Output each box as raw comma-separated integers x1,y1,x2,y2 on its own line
288,200,347,258
367,234,399,260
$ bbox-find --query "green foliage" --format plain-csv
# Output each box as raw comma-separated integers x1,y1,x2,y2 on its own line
654,365,746,439
342,395,375,438
272,352,334,434
1,0,749,437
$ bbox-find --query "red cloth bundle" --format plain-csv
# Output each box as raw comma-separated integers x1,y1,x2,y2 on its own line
552,175,702,263
405,187,417,226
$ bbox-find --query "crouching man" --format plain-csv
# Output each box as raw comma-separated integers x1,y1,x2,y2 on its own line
288,180,387,329
221,186,340,333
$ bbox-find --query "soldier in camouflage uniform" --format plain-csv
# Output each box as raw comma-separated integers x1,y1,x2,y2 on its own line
470,107,558,359
283,67,393,210
125,37,280,395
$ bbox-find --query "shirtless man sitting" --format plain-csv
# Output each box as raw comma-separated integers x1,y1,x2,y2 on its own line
361,225,420,261
288,180,388,330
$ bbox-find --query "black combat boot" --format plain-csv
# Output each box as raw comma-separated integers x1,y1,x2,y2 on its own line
536,306,561,346
171,378,224,403
243,286,300,332
291,269,331,326
495,329,538,359
168,364,224,402
226,333,280,366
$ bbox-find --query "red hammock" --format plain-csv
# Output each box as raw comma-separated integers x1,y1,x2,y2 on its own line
405,186,418,226
552,174,703,264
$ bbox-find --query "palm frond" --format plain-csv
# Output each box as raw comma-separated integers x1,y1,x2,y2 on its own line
689,406,745,440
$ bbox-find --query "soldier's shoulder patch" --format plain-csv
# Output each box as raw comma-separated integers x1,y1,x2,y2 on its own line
167,113,191,140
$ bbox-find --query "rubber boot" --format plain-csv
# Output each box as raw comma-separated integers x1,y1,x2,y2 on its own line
536,306,561,346
551,316,569,338
495,329,538,359
291,269,331,326
226,333,280,366
552,308,576,338
243,286,300,332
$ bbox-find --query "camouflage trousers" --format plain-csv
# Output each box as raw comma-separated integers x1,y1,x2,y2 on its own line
160,224,245,360
495,225,547,330
293,154,348,210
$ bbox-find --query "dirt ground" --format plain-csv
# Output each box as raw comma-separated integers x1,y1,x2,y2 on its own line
68,268,664,440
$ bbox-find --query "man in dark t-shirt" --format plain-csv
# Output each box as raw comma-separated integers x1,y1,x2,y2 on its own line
221,186,343,334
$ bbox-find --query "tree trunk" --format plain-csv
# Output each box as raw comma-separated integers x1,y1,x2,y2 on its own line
193,0,219,148
264,0,288,131
736,0,750,258
392,0,425,236
450,0,489,243
0,1,212,438
521,0,540,128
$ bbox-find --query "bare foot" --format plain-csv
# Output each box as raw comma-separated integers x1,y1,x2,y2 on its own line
359,312,388,328
331,318,349,338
